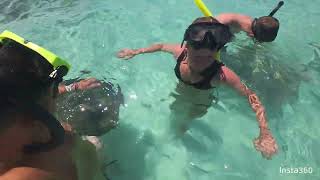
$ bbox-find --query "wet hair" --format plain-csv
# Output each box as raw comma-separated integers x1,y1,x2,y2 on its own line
252,16,279,42
191,16,221,24
0,39,56,130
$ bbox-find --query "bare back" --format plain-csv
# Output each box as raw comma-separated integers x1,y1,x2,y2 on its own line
0,132,78,180
0,128,108,180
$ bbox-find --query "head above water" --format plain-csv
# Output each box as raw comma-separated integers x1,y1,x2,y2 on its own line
182,16,234,51
252,1,284,42
252,16,279,42
0,32,69,154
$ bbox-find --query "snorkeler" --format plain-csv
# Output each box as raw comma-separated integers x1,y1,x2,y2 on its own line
117,17,278,159
0,30,105,180
215,1,284,42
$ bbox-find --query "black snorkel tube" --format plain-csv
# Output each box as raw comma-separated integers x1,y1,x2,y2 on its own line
269,1,284,17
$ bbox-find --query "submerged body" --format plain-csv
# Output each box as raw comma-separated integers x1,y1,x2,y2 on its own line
117,17,278,159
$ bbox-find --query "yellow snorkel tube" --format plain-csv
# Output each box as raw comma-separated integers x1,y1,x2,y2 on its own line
0,30,71,73
194,0,220,61
194,0,213,17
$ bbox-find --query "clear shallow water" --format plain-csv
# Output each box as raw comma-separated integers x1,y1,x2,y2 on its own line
1,0,320,179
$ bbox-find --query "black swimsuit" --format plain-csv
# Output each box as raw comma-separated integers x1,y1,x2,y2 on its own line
174,50,224,90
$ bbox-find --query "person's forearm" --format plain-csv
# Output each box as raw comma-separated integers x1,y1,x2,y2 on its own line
132,44,164,55
240,84,269,132
221,67,270,134
248,93,269,131
216,13,253,35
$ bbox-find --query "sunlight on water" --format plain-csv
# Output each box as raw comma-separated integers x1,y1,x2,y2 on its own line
1,0,319,179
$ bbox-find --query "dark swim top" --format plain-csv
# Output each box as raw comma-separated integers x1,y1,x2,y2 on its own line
174,50,224,90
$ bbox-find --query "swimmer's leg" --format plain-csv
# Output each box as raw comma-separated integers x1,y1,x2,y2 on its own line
169,100,209,136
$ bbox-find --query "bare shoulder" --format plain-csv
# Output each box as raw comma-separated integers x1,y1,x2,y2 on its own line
161,44,185,59
216,13,252,24
220,66,238,79
0,167,61,180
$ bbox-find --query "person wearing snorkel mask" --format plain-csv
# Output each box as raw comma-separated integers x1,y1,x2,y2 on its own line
216,1,284,42
0,31,106,180
117,17,278,159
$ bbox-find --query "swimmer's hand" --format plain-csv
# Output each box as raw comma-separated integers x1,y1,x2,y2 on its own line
76,78,101,90
254,129,278,159
117,49,139,60
59,78,101,94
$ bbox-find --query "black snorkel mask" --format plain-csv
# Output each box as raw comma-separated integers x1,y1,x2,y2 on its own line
181,20,232,50
252,1,284,42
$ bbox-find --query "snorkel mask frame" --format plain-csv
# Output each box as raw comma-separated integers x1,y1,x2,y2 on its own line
251,1,284,42
181,20,230,51
0,30,71,77
0,30,71,154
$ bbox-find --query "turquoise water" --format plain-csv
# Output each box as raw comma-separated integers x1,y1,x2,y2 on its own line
1,0,320,179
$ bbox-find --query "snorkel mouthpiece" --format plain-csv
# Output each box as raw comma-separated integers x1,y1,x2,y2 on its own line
268,1,284,17
0,30,71,73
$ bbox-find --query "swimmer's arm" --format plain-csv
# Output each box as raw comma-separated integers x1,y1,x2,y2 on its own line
131,44,183,59
215,13,253,36
58,78,101,95
219,66,269,132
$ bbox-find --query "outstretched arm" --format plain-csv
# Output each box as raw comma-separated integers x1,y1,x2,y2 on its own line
58,78,101,95
215,13,254,37
117,43,183,60
219,66,278,159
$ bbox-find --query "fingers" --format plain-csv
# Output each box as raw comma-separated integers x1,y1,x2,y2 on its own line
84,78,100,84
117,49,129,58
117,49,127,58
254,137,278,160
77,78,101,90
117,49,134,60
87,83,101,89
253,138,264,152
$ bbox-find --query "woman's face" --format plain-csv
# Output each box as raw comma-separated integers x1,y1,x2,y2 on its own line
186,45,217,72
